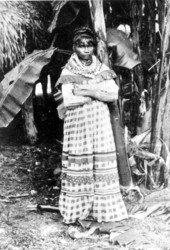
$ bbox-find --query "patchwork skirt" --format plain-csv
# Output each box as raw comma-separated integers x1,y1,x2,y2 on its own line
59,100,128,224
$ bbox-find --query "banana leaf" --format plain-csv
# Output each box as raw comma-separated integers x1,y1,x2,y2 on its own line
107,28,141,69
0,47,55,128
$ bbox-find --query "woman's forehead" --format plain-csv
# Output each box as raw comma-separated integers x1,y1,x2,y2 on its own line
78,38,94,44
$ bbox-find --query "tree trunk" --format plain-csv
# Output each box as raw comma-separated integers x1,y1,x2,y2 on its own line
136,0,156,135
162,83,170,150
157,0,170,152
89,0,132,187
130,1,145,135
148,2,170,189
22,94,38,145
150,2,170,154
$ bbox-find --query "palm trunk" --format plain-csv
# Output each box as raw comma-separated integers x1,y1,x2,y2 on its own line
89,0,132,187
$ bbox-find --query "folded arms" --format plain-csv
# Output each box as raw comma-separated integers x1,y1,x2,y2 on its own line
62,79,118,109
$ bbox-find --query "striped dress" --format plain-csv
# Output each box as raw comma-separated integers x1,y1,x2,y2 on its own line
57,56,128,224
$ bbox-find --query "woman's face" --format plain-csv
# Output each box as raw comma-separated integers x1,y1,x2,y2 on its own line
73,38,95,60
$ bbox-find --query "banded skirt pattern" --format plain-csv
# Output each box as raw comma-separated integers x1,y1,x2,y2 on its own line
59,100,128,224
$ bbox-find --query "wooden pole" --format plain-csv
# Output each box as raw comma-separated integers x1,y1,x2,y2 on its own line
22,94,38,145
88,0,132,187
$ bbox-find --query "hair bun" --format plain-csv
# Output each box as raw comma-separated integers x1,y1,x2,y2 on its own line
73,26,95,38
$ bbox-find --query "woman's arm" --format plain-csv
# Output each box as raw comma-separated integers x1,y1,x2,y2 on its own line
62,83,92,108
74,79,118,102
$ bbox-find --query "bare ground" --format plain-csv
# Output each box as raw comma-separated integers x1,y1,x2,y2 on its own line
0,144,170,250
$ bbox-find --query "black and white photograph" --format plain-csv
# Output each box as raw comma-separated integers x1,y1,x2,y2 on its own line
0,0,170,249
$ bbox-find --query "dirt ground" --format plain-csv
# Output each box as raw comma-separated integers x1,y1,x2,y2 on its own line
0,143,170,250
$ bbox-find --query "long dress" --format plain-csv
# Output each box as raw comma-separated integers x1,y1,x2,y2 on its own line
57,53,128,224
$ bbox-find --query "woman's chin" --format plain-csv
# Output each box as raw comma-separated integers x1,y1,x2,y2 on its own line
80,56,92,61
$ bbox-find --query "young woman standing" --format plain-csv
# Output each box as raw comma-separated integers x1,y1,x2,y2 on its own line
56,27,128,224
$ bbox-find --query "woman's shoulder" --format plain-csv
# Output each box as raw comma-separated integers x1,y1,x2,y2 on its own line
60,67,75,76
56,68,84,86
99,63,110,71
97,63,117,80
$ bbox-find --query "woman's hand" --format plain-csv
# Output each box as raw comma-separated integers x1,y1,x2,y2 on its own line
73,85,118,102
73,88,94,97
62,83,92,108
73,79,119,102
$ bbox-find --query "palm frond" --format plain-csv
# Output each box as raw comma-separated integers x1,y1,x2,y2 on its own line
0,1,52,71
0,1,29,69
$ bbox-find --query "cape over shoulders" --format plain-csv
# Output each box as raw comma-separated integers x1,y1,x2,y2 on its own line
56,64,117,87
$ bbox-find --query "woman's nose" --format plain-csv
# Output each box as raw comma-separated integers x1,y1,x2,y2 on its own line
84,46,89,52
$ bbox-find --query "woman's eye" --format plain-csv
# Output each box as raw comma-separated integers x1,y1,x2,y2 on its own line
78,44,93,48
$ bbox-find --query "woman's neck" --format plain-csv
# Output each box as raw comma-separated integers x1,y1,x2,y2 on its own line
79,57,92,66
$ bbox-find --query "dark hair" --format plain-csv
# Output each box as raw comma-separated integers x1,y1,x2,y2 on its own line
73,27,97,46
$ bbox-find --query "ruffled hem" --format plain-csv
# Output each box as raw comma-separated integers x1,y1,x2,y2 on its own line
59,192,128,224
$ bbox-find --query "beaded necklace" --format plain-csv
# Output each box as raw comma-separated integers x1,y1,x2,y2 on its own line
80,57,92,67
65,53,101,78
